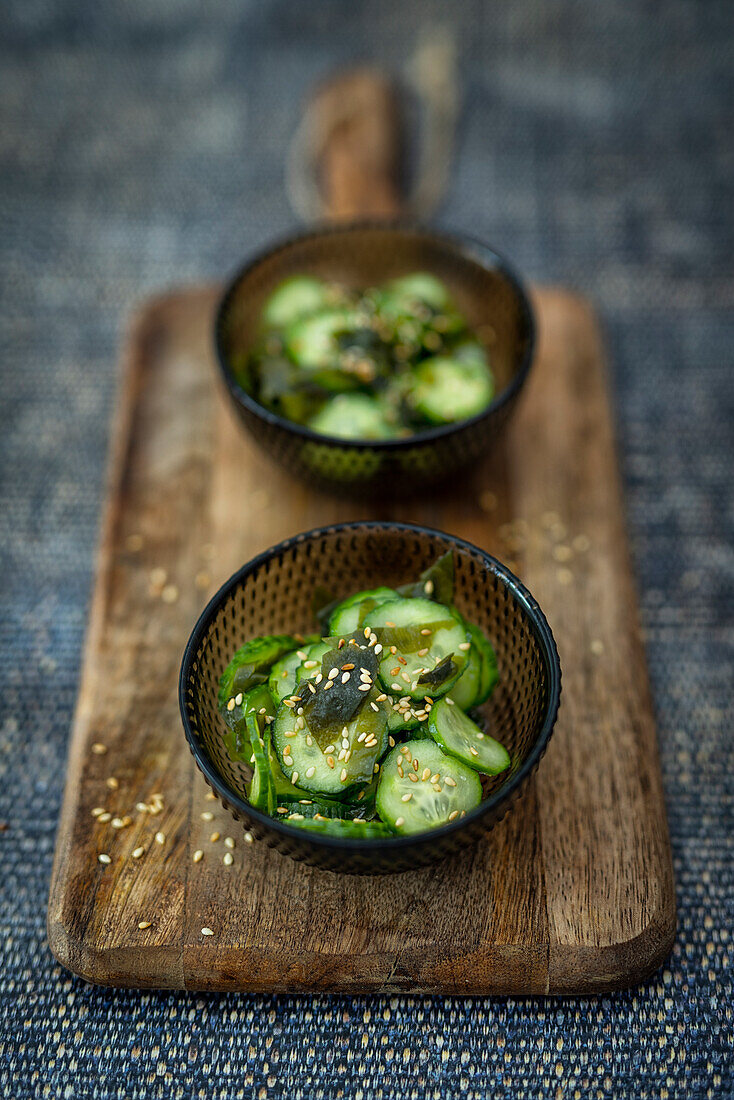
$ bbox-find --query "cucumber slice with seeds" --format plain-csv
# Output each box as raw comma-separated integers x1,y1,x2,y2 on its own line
328,586,398,637
285,307,361,372
247,716,276,814
363,597,468,702
406,356,494,425
376,739,482,834
427,698,510,775
284,817,392,839
218,634,299,713
308,394,395,441
446,618,499,708
269,637,318,703
262,276,335,330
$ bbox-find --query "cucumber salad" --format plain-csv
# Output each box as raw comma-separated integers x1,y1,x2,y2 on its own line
217,553,510,839
229,272,495,440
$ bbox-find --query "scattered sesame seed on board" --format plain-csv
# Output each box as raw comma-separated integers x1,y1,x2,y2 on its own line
195,571,211,590
478,489,497,512
573,533,591,553
224,836,235,849
149,566,167,588
138,920,152,930
201,811,214,821
98,812,112,823
223,852,234,866
106,777,119,790
161,584,179,604
91,807,105,817
193,849,204,863
206,791,217,800
552,544,573,562
201,927,214,937
244,832,253,843
91,743,107,755
98,853,111,864
132,847,145,859
556,567,574,586
125,533,143,552
590,639,605,656
210,831,220,842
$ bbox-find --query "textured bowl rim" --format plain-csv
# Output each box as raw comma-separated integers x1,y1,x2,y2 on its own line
179,521,561,856
213,220,536,450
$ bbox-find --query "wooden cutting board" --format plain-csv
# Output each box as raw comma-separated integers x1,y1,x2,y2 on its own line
47,283,675,993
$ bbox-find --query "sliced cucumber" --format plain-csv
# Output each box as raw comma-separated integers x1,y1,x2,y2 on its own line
328,586,398,637
451,337,490,367
285,307,361,372
275,794,372,822
262,276,334,330
406,356,494,425
446,642,482,709
363,597,468,701
308,394,395,441
271,687,389,797
428,698,509,775
397,550,454,605
218,634,298,712
269,637,318,703
283,817,392,839
246,716,276,814
383,272,452,313
295,640,331,683
376,739,482,834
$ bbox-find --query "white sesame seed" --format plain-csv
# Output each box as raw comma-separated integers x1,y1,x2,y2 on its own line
155,831,165,844
111,817,125,829
223,852,233,866
395,817,405,828
132,846,145,859
445,697,455,706
296,650,308,660
91,743,107,755
291,771,299,784
138,921,152,930
201,811,214,821
374,644,383,655
470,746,479,756
98,812,112,823
244,832,253,843
193,850,204,863
210,831,220,842
161,584,179,604
340,768,348,782
91,807,105,817
444,777,457,787
201,927,214,936
459,642,472,651
448,810,459,821
425,580,434,595
370,702,379,712
106,777,119,790
324,744,335,753
305,766,316,778
401,793,413,802
223,836,234,849
98,853,111,864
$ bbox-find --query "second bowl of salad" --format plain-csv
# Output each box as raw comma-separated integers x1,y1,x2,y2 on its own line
180,522,560,873
215,223,535,495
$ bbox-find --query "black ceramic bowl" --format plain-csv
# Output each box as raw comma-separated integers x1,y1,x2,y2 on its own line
179,522,561,874
215,223,535,497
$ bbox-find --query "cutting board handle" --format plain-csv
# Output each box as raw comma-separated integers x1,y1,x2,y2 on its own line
307,68,403,220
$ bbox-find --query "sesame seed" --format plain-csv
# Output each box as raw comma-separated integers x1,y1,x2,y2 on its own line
328,668,339,679
98,853,111,864
307,683,316,694
227,698,235,711
201,927,214,936
431,773,440,783
244,832,253,843
557,567,573,586
445,698,455,706
391,667,400,676
357,683,371,692
395,817,405,828
224,836,235,849
291,771,299,784
91,807,105,817
420,628,432,636
91,743,107,755
136,802,148,812
111,817,125,829
340,769,348,782
385,621,396,627
433,784,442,793
341,672,351,684
422,768,431,781
573,534,591,553
150,567,167,587
459,642,471,651
401,793,413,802
315,673,323,684
448,810,459,821
303,660,318,669
470,746,479,756
193,849,204,863
277,807,288,814
155,831,165,844
125,533,144,551
296,650,308,660
98,812,112,823
389,646,397,655
391,683,402,691
364,627,371,639
305,766,316,778
324,680,333,690
201,811,214,821
409,774,419,783
195,571,211,590
373,763,380,773
397,766,404,777
327,756,335,769
590,639,605,656
370,702,379,712
342,663,355,670
106,777,119,790
234,693,243,705
138,921,152,930
444,777,457,787
324,744,335,753
223,852,233,866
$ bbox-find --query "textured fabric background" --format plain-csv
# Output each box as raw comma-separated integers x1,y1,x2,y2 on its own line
1,2,732,1097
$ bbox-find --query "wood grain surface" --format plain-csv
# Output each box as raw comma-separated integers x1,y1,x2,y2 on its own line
47,284,675,993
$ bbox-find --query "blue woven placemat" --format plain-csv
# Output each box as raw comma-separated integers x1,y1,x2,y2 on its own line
0,2,731,1097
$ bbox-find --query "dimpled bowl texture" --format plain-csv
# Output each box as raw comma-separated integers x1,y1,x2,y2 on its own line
179,523,561,874
215,223,535,497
